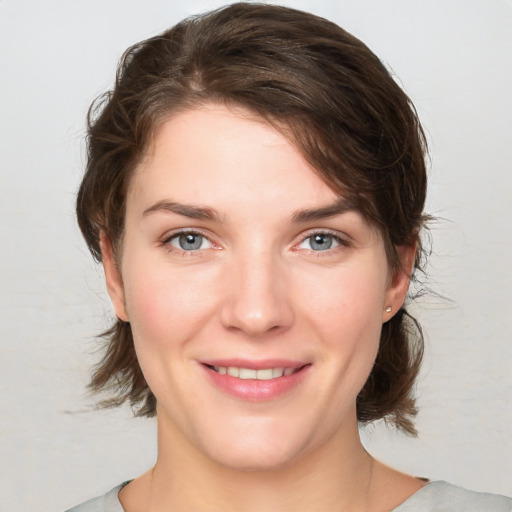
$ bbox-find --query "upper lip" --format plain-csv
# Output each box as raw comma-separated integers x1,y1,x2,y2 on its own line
200,359,308,370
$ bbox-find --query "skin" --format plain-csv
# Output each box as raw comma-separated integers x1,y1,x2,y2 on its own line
101,104,424,511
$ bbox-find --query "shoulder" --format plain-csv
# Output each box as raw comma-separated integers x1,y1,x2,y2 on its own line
63,482,128,512
394,481,512,512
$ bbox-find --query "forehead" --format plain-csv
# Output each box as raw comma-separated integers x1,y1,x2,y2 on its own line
128,104,343,216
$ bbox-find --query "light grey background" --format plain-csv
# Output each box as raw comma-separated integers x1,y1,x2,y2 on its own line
1,1,511,510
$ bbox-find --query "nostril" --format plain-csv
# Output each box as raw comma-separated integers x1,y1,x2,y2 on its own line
218,266,296,337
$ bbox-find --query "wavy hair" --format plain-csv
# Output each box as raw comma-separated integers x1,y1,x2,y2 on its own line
77,3,428,435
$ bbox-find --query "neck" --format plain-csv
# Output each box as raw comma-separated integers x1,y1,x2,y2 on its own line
141,411,375,512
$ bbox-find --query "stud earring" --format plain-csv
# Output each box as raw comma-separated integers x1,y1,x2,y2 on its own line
385,306,392,313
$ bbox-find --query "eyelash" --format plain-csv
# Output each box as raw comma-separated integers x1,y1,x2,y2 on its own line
159,229,351,256
160,229,216,256
294,229,351,255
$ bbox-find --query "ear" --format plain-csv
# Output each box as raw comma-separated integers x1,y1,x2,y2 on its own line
100,231,129,322
382,243,417,322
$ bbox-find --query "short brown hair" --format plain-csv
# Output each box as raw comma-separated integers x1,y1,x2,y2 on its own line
77,3,428,435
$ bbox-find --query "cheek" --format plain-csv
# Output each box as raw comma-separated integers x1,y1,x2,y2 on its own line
296,264,386,383
121,254,219,353
120,259,221,404
298,263,388,333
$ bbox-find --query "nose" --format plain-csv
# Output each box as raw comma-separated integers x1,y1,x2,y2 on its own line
219,250,295,338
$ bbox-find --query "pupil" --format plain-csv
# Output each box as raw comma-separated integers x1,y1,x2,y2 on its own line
311,234,332,251
179,233,202,250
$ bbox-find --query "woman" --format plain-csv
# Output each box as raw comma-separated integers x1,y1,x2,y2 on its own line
67,3,511,511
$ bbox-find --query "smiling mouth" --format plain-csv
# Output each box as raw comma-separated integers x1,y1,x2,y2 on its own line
202,362,311,400
204,364,306,380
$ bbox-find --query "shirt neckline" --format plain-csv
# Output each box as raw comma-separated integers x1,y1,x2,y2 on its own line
113,479,441,511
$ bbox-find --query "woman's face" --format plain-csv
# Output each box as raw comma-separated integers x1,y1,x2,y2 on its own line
103,104,411,470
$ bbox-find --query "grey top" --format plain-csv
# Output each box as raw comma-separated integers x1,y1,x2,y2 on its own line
65,480,512,511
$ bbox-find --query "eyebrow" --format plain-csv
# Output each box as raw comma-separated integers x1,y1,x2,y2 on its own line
291,198,357,222
142,200,222,221
142,197,357,223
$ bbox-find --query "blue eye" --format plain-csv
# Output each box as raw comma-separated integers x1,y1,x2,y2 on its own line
169,232,212,251
299,233,342,251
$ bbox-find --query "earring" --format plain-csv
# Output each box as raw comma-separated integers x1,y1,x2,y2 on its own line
385,306,392,313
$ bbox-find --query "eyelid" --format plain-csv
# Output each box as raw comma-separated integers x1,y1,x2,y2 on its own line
158,227,351,254
293,228,352,251
160,228,220,253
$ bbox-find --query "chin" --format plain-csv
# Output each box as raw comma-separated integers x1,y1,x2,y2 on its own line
195,418,311,472
208,441,303,472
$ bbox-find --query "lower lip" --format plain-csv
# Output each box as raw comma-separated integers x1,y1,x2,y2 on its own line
201,364,311,401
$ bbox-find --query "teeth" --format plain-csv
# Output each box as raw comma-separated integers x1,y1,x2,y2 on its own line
212,366,297,380
239,368,257,379
227,366,239,378
257,368,274,380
